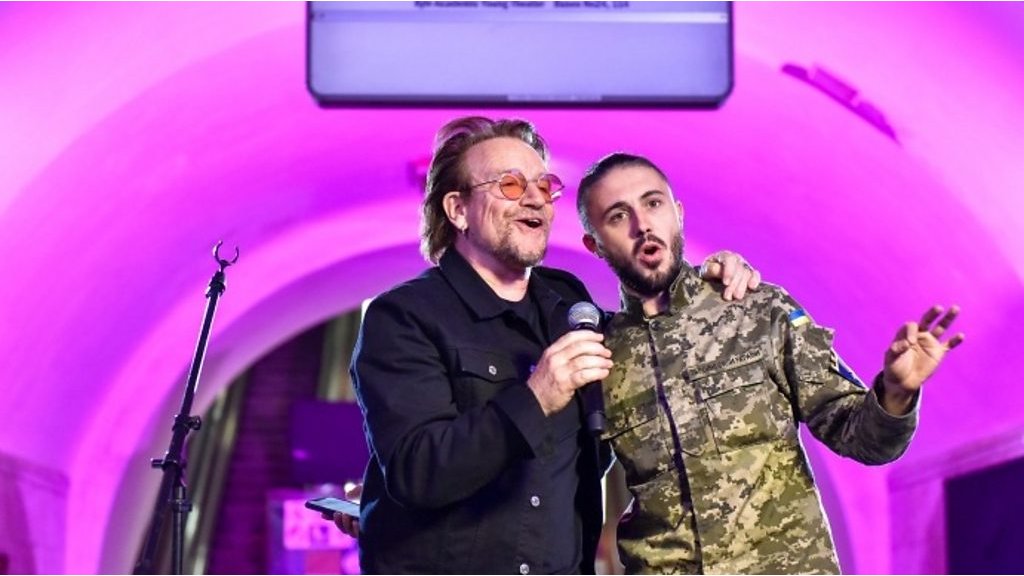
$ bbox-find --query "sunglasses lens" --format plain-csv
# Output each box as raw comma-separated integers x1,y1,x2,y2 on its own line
538,174,564,200
498,172,527,200
490,171,563,202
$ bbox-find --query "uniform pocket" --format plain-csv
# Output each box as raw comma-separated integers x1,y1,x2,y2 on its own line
790,324,836,383
627,467,687,531
690,351,785,453
604,391,673,484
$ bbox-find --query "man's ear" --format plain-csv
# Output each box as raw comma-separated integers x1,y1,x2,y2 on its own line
582,233,603,258
443,191,468,232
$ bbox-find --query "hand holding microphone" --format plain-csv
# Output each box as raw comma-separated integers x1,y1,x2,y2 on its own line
526,302,611,433
567,302,608,435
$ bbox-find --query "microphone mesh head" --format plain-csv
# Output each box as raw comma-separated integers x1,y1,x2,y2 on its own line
568,301,602,331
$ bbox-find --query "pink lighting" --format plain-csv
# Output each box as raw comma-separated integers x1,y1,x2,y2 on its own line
0,2,1021,573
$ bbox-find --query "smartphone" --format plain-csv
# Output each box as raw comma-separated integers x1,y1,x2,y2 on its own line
305,496,361,518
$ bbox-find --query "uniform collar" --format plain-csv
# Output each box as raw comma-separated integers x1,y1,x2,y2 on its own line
619,261,703,321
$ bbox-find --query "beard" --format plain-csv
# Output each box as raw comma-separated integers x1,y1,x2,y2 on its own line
495,233,547,268
603,232,685,298
476,219,549,269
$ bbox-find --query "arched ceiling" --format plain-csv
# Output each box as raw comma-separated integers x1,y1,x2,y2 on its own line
0,3,1020,573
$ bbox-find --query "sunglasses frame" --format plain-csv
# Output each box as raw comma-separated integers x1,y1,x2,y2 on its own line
468,170,564,203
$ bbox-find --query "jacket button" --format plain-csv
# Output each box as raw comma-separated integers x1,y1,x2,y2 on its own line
519,563,530,575
488,365,497,376
530,495,541,507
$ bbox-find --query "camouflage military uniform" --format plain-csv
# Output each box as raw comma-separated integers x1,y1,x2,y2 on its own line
602,264,918,574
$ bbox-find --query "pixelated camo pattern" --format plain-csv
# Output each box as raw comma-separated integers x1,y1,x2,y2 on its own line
603,265,918,574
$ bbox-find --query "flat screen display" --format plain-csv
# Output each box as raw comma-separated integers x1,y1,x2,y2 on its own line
307,1,733,107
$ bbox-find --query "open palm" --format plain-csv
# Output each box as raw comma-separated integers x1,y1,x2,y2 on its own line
884,305,965,393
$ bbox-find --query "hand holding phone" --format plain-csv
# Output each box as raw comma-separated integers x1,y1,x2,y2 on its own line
305,496,361,519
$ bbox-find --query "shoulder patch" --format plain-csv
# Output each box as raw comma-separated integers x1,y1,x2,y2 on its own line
836,357,866,388
788,308,810,328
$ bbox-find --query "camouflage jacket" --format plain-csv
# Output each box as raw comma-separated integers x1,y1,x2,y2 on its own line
602,264,918,574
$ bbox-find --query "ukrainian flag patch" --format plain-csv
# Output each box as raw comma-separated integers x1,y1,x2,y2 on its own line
789,309,810,328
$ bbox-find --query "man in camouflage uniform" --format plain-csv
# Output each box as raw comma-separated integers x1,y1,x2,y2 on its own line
576,153,965,574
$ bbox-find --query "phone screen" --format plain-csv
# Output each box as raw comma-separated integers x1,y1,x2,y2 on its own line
305,496,361,518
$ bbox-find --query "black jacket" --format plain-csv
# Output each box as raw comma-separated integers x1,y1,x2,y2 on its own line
352,248,606,574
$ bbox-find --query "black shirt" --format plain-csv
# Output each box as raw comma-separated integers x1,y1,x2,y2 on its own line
351,248,604,574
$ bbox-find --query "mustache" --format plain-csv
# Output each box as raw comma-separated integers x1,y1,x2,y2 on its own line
634,233,668,255
510,210,550,223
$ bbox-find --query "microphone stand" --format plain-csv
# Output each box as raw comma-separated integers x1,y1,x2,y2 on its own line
134,242,239,575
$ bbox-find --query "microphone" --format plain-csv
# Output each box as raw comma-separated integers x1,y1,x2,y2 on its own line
567,302,606,435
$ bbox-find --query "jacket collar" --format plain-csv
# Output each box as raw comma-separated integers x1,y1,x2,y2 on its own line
438,248,565,330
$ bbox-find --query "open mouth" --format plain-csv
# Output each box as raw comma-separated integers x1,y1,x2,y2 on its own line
516,217,545,230
640,243,661,256
635,239,665,266
635,238,665,256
